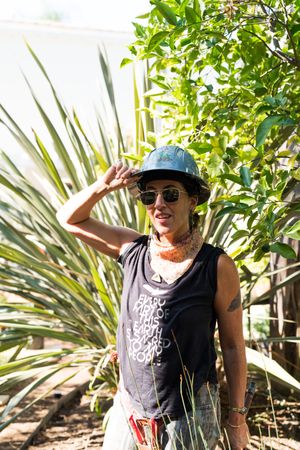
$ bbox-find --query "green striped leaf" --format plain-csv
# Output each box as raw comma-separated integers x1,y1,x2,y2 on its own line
153,2,178,25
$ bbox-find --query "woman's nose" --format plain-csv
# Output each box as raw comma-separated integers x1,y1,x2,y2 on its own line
154,192,165,207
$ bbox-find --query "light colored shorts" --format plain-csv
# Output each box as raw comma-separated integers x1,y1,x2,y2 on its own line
102,383,221,450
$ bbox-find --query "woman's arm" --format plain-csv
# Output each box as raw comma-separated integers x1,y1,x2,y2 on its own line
214,254,250,449
56,162,142,259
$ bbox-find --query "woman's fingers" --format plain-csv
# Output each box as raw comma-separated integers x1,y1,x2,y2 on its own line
130,168,141,177
122,168,139,182
115,164,140,183
102,162,140,191
115,164,130,179
102,165,119,184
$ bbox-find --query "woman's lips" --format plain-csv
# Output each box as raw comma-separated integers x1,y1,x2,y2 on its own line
155,214,171,224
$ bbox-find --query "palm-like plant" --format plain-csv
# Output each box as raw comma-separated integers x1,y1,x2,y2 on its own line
0,45,151,430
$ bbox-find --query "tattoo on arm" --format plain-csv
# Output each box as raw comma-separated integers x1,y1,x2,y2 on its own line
227,290,241,312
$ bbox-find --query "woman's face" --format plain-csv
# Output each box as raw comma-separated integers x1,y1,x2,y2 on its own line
144,179,197,243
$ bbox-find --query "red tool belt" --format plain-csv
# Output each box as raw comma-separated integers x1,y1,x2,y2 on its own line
129,415,163,450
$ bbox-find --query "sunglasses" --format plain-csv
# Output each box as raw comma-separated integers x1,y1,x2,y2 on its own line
136,188,187,205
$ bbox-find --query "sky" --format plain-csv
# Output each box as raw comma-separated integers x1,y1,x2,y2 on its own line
0,0,150,31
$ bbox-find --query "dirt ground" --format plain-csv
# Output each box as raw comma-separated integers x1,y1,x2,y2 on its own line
28,396,299,450
1,385,298,450
28,392,109,450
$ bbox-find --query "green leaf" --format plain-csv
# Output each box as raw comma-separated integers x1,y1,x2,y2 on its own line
148,31,169,52
282,221,300,240
231,230,249,240
270,242,297,260
144,87,165,97
219,174,244,186
120,58,132,68
0,367,62,423
187,143,212,154
215,206,245,219
32,130,67,196
239,166,252,187
185,6,200,24
153,2,178,26
254,86,268,97
0,322,90,346
132,22,145,37
193,0,203,18
207,153,223,177
291,24,300,35
292,167,300,180
255,104,273,117
23,78,82,191
256,115,296,147
136,13,150,19
179,37,192,47
0,364,85,430
219,135,228,152
148,77,170,90
178,0,189,16
235,119,247,130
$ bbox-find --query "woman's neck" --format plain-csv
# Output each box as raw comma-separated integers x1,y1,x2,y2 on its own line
155,229,192,246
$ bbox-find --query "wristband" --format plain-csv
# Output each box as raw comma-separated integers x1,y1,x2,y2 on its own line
228,406,248,415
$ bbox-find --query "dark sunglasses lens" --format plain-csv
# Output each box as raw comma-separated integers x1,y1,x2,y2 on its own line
140,191,156,205
139,188,180,204
163,188,179,202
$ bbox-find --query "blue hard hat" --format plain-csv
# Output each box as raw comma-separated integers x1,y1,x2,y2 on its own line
137,145,210,205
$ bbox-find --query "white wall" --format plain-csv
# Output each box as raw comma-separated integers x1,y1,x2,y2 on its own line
0,21,137,179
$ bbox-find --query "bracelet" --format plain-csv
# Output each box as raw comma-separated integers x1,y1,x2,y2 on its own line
228,405,248,415
226,420,246,428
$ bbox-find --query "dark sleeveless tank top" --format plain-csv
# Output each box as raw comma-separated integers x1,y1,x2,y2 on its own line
117,235,225,419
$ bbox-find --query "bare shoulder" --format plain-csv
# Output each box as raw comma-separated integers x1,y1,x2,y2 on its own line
215,253,245,349
215,253,241,314
217,253,238,274
217,253,240,287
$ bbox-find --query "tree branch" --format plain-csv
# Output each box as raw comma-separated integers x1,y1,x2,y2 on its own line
243,29,300,69
280,1,300,67
259,0,300,68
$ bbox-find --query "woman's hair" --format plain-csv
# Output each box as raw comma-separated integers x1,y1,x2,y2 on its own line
182,179,200,231
189,211,200,231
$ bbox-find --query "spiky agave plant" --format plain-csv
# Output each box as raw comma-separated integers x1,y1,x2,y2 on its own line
0,44,151,430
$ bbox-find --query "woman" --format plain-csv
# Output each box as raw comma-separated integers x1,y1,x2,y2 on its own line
56,146,249,450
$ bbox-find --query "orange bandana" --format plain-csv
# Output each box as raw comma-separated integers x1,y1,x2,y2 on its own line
149,229,204,284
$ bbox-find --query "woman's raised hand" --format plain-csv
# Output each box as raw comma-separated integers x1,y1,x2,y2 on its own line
101,161,140,192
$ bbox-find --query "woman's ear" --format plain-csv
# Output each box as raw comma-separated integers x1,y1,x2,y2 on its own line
190,196,197,209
